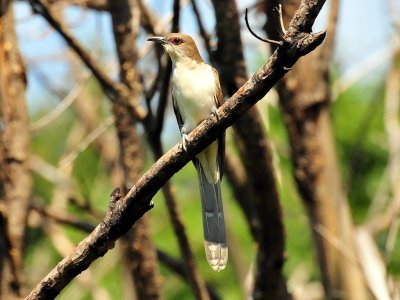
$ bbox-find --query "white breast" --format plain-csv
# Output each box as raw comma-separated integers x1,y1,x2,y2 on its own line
172,60,217,132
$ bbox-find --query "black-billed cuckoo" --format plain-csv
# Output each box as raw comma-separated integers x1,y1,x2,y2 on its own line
148,33,227,271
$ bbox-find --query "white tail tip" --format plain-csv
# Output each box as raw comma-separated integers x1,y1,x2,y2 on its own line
204,241,228,272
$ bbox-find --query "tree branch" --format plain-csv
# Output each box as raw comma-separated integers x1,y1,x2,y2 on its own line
29,0,146,120
146,1,211,299
107,0,162,298
211,0,291,298
26,2,326,298
265,0,371,299
31,202,221,299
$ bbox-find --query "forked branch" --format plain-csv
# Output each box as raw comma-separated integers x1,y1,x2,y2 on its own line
26,1,326,298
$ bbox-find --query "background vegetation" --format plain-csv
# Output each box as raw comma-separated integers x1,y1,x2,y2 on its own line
1,0,399,299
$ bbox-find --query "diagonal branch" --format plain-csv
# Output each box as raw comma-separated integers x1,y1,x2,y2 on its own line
26,2,326,298
265,1,371,299
107,0,162,298
211,0,290,298
31,202,221,299
147,1,211,299
29,0,146,120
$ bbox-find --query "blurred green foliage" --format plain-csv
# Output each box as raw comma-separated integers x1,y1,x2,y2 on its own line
25,75,400,299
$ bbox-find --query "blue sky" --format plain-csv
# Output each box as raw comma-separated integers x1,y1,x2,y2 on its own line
13,0,397,113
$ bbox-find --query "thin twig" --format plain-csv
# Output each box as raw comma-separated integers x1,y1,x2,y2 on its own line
273,4,287,38
30,76,89,132
31,204,96,232
58,116,115,169
32,202,221,299
26,3,326,297
245,8,282,46
149,1,211,299
30,0,146,120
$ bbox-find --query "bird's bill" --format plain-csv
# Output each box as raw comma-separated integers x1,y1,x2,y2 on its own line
147,36,165,44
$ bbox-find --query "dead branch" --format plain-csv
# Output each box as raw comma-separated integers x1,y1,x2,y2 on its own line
145,1,211,299
211,0,290,298
29,0,146,120
245,8,283,45
107,0,162,298
31,204,95,232
32,202,221,299
26,2,325,298
265,0,371,299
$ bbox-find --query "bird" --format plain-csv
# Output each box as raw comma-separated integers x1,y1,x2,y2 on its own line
148,33,227,271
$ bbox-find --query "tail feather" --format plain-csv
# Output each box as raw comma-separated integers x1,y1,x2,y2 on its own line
195,159,228,271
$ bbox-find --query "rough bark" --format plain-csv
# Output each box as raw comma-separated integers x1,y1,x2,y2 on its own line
146,1,211,299
26,2,325,297
108,0,162,298
264,0,371,299
0,1,32,298
31,0,209,298
210,0,290,299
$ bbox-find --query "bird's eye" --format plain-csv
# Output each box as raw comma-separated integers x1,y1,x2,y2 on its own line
171,37,183,45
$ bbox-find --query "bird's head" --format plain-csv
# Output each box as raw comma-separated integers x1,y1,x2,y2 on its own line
147,33,203,65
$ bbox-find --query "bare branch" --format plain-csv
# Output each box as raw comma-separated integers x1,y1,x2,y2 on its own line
30,0,146,120
31,204,96,232
26,3,326,298
32,202,221,299
245,8,283,45
107,0,162,298
212,0,291,298
30,76,88,132
58,116,115,169
265,0,371,299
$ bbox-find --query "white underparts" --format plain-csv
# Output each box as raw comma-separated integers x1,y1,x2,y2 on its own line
172,59,220,183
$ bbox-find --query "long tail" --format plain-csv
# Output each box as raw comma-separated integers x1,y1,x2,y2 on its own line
194,159,228,271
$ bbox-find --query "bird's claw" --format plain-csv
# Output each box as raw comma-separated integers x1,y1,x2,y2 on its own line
181,132,190,152
211,108,219,120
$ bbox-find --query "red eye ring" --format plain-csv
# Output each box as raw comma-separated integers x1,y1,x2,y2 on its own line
171,37,183,45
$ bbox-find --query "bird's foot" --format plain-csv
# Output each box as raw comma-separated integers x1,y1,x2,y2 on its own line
180,128,191,152
211,107,219,120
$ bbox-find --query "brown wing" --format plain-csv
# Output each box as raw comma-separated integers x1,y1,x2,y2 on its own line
212,67,225,177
